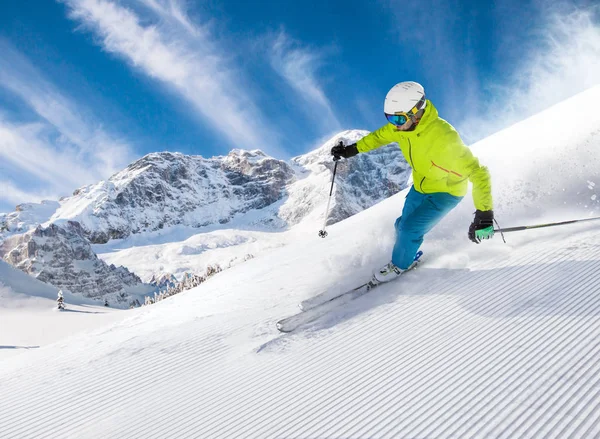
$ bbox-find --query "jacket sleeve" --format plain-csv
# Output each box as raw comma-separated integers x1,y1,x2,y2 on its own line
356,124,396,153
435,132,493,211
461,149,493,212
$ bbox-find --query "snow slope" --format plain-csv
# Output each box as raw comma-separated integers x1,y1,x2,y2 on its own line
0,86,599,438
0,260,125,360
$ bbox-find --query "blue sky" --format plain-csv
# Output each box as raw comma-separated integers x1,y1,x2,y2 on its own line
0,0,598,213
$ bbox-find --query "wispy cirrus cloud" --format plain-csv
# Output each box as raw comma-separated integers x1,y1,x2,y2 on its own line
134,0,200,36
269,31,341,133
0,121,92,190
0,179,59,207
383,0,599,143
60,0,284,155
0,40,136,210
458,5,600,143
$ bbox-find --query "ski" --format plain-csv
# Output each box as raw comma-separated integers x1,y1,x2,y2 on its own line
276,251,423,333
298,279,376,312
276,281,375,333
299,251,424,312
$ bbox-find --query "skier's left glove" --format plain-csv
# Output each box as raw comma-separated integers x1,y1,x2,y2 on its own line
469,210,495,243
331,141,359,160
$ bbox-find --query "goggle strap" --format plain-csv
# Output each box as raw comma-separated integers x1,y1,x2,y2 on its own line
409,96,426,116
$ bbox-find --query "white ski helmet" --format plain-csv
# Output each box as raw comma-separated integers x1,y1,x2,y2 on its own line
384,81,427,115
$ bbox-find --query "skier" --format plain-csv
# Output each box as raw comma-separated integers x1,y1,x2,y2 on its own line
332,81,494,283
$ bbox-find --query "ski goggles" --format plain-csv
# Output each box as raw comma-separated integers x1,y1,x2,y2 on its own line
386,113,411,126
385,96,426,126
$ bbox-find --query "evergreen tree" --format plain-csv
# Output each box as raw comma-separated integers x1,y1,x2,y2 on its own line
57,290,66,310
206,264,222,278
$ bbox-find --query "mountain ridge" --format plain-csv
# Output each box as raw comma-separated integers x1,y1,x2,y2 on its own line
0,130,411,302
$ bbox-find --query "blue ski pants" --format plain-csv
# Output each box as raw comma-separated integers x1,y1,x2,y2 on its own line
392,186,463,269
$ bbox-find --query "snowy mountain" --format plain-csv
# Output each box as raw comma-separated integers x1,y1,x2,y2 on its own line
0,200,60,234
0,129,410,299
49,149,296,244
0,221,150,304
37,130,409,244
1,86,600,438
0,258,113,308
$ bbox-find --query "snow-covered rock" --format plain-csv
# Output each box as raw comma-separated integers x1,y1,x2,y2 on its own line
41,130,409,243
148,272,178,289
0,200,60,235
50,149,297,244
0,221,148,305
281,130,410,226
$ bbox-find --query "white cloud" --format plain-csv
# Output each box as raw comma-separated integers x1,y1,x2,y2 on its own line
0,122,90,189
0,179,59,207
0,118,127,207
458,6,600,142
269,31,341,133
61,0,284,155
135,0,200,36
382,2,599,144
0,41,136,209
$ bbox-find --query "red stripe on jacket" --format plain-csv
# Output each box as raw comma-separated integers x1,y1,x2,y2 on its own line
431,161,463,177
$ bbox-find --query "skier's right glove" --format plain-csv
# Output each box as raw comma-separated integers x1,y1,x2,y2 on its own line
469,210,495,243
331,141,359,160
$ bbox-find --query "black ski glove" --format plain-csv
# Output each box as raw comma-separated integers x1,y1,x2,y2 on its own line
331,141,359,160
469,210,495,243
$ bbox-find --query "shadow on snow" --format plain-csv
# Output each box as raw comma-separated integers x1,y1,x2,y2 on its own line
300,258,600,333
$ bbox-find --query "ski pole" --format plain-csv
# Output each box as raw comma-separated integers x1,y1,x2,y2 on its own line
318,158,340,238
494,215,600,233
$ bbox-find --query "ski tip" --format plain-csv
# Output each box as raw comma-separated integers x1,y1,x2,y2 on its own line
276,322,290,333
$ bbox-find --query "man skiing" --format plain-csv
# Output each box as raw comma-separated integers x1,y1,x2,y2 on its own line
331,81,494,283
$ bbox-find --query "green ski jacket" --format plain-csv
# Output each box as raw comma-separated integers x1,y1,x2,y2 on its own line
356,100,493,211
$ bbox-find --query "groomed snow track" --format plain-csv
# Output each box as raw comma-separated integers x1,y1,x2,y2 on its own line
1,226,600,438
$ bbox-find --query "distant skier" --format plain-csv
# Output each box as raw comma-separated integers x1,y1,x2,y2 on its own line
332,81,494,283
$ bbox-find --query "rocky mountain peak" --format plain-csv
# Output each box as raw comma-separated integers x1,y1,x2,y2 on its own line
0,220,147,304
46,149,296,244
0,130,411,304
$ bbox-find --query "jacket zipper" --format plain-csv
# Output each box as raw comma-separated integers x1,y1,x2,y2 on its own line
408,138,425,191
